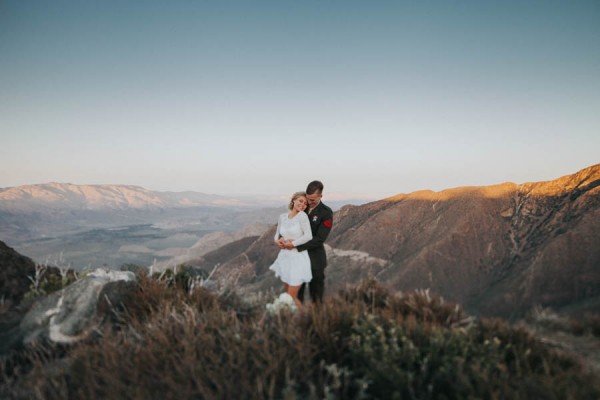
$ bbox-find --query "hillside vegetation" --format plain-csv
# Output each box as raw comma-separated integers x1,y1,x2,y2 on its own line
2,273,599,399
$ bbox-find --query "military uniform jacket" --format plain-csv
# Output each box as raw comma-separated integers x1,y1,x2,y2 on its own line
296,201,333,270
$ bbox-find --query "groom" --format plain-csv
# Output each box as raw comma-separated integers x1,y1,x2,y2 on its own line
283,180,333,303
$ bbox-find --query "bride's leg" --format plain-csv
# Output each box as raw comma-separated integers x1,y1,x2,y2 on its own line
287,285,303,309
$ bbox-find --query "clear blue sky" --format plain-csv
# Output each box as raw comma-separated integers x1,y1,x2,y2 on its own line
1,1,598,198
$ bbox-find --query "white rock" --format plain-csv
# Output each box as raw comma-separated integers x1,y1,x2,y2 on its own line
88,268,136,282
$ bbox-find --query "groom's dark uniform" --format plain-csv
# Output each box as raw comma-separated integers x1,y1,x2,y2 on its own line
296,201,333,303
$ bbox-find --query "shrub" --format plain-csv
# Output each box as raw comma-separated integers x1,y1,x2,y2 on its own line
23,265,77,301
2,276,599,399
528,306,600,337
573,314,600,337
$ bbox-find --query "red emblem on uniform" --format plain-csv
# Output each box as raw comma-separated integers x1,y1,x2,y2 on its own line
323,219,332,228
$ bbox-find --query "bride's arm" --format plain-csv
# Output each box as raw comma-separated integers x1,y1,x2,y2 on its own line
292,213,313,247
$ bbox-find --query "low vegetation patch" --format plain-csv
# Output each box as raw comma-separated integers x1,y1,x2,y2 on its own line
22,264,78,301
2,274,599,399
529,306,600,338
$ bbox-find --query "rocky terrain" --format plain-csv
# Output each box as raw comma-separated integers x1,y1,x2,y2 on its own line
185,164,600,318
0,241,36,307
2,266,598,399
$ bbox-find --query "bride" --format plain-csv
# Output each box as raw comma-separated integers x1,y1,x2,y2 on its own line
269,191,313,309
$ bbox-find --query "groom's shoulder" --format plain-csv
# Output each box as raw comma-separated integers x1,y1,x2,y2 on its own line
319,202,333,215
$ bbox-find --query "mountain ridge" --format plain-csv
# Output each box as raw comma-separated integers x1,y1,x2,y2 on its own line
181,163,600,318
0,182,240,212
0,182,376,214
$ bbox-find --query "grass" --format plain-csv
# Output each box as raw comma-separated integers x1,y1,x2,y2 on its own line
2,274,599,399
528,306,600,338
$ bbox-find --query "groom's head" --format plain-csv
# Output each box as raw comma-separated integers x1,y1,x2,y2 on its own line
306,180,323,208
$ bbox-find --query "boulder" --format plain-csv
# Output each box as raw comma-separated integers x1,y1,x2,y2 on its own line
0,269,136,355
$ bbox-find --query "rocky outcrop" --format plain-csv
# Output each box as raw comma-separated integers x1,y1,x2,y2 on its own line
0,269,136,355
0,240,36,307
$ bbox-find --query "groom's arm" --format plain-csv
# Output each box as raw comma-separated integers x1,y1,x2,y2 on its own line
296,210,333,251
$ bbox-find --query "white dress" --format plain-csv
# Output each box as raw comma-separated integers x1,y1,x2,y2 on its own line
269,212,313,286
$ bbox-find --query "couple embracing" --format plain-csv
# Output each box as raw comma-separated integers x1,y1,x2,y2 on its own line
269,180,333,309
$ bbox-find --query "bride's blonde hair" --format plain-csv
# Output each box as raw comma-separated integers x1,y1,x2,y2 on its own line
288,191,307,210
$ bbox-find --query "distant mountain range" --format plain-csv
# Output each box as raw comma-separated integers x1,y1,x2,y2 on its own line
0,184,250,247
0,183,260,213
181,164,600,318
